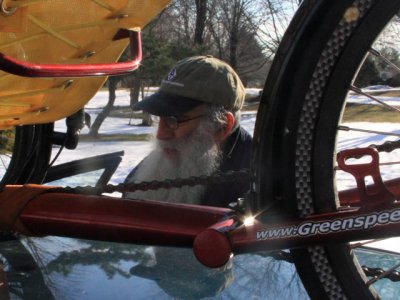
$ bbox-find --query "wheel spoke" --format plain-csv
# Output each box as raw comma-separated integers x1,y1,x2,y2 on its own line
369,48,400,74
255,1,400,298
0,155,8,170
350,85,400,112
335,160,400,171
350,239,385,249
337,7,400,297
338,125,400,137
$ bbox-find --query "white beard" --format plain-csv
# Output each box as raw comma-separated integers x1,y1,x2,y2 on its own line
125,121,221,204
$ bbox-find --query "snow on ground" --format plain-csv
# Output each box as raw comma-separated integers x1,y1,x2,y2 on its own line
52,89,260,185
52,88,400,188
51,87,400,254
337,121,400,190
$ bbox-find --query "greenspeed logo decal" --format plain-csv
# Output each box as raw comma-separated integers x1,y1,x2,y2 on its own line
256,209,400,240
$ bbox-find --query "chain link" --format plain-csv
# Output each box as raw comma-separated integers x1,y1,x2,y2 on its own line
371,139,400,153
52,169,250,195
50,167,400,286
363,265,400,283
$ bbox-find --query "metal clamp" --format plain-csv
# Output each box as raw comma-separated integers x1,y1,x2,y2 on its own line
336,147,395,205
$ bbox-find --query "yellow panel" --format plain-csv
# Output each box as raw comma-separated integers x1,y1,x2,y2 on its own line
0,0,171,128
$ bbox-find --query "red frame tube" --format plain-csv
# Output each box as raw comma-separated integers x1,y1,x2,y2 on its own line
20,192,232,247
12,176,400,268
193,201,400,267
229,203,400,253
0,31,142,77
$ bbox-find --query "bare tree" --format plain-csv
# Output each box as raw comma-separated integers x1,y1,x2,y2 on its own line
205,0,270,77
211,0,299,82
88,76,119,137
257,0,299,56
228,0,244,69
89,0,301,136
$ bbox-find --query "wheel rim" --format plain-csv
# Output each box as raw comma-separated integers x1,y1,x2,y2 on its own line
335,38,400,298
253,0,400,299
309,3,400,299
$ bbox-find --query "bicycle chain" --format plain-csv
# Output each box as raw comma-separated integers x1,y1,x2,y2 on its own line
363,266,400,283
370,139,400,153
53,169,250,195
51,168,400,285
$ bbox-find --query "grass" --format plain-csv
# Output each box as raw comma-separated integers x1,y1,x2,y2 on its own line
108,107,144,119
90,103,397,143
342,103,400,123
110,103,260,116
80,133,151,142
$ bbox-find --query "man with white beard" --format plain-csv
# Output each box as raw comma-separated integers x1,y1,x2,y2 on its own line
125,56,252,207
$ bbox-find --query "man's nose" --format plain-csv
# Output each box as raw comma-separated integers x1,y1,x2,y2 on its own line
156,118,174,140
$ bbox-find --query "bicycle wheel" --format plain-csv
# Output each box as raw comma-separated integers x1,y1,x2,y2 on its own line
0,124,53,185
253,0,400,299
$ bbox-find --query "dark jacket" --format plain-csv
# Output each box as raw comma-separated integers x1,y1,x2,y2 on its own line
201,126,252,207
125,126,252,208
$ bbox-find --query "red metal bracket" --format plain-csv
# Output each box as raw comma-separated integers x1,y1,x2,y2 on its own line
337,147,396,206
0,31,142,78
193,148,400,268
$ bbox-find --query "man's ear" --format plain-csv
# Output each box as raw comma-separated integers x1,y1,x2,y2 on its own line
214,112,234,143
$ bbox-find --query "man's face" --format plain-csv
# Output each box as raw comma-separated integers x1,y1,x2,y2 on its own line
156,105,208,159
127,106,222,203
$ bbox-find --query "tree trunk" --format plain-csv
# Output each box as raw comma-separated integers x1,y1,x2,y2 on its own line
89,77,118,137
141,112,153,126
141,86,153,126
129,77,141,108
229,0,241,70
194,0,207,45
127,77,153,126
229,25,239,69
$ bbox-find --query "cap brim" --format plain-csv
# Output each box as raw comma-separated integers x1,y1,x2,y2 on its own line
133,92,203,117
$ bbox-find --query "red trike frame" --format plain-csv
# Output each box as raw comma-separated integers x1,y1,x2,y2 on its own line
6,147,399,268
14,178,398,268
0,38,398,267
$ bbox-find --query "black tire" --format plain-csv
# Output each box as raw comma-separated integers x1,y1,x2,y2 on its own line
0,124,53,299
253,0,400,299
0,124,53,185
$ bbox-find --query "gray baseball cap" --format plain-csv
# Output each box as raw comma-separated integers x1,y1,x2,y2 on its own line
133,55,245,116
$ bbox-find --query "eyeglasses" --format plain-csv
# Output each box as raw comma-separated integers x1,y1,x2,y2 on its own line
160,114,204,130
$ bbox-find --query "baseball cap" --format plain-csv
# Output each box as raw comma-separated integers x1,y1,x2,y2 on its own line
133,55,245,116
